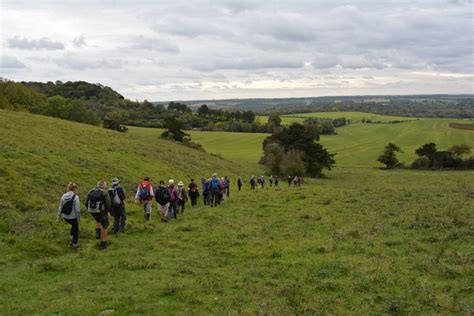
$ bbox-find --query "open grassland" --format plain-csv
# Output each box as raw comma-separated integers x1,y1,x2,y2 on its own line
1,110,473,314
130,117,474,168
257,111,419,125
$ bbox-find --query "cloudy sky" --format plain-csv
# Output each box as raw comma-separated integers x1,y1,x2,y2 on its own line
1,0,473,101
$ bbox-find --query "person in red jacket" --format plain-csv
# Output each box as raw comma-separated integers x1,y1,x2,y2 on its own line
135,176,154,220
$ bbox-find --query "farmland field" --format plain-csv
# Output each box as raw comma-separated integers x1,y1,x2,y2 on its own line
130,116,474,168
257,111,419,125
1,110,473,314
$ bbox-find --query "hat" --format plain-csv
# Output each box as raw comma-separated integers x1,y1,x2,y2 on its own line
169,179,174,185
178,181,184,186
112,178,120,185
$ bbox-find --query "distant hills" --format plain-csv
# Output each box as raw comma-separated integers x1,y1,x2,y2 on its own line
161,94,474,118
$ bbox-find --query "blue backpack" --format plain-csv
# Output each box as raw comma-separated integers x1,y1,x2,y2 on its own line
211,178,220,192
138,184,150,200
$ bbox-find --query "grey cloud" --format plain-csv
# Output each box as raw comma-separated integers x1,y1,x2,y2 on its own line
192,56,304,72
129,36,180,54
55,54,123,70
72,35,87,48
7,36,65,50
0,56,26,69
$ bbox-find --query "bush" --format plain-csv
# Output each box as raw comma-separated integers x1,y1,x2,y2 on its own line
411,156,430,169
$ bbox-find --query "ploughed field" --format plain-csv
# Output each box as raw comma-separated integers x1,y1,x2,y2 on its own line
0,110,473,314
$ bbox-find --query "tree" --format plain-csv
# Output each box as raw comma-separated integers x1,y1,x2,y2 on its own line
242,110,255,123
377,143,402,169
281,149,306,177
448,144,472,158
197,104,210,117
162,112,189,141
168,101,191,113
415,143,437,160
261,122,335,177
259,142,284,175
267,112,282,132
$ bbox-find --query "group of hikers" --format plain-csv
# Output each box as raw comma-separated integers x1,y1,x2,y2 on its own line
248,175,303,189
57,173,304,251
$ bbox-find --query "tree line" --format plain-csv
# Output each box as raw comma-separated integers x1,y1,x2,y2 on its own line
378,142,473,170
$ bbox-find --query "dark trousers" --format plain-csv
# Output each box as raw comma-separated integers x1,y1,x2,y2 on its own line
112,206,126,232
169,202,177,218
226,187,230,197
211,191,219,206
189,192,198,206
238,185,242,191
177,199,186,214
203,193,209,205
64,218,79,244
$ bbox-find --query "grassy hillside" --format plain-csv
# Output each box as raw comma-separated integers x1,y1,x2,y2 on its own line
1,110,473,314
0,109,255,257
257,111,418,125
132,117,474,168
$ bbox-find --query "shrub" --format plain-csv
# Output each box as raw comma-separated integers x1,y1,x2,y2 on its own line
377,143,402,169
411,156,430,169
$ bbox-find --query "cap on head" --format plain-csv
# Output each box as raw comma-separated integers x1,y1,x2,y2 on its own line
112,177,120,185
178,181,184,186
168,179,174,185
144,176,150,181
212,173,217,177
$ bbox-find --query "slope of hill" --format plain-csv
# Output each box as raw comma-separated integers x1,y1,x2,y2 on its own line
132,117,473,167
0,109,255,257
1,110,473,314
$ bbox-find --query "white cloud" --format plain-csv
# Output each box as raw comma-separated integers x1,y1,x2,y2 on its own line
1,0,473,100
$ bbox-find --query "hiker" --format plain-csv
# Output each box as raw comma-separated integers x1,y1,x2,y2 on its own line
250,175,256,190
220,177,226,202
260,176,265,189
274,176,279,187
188,179,199,207
168,180,178,218
237,176,243,191
177,181,188,214
210,173,220,207
155,180,170,222
287,175,292,186
202,178,210,206
269,175,273,187
135,176,154,221
224,176,230,198
86,180,112,250
257,177,261,188
293,176,300,186
109,177,126,233
57,182,81,250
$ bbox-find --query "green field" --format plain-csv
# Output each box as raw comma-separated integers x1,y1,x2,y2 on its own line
257,111,418,126
1,110,473,314
129,117,474,168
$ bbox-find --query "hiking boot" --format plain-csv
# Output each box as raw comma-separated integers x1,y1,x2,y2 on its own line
95,228,101,240
145,213,150,221
100,241,108,250
71,244,78,252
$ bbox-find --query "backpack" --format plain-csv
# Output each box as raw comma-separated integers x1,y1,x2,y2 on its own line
109,188,121,206
88,189,104,213
211,178,220,192
155,187,170,205
61,194,76,215
138,184,150,200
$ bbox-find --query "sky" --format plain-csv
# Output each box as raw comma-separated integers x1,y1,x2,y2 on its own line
1,0,473,101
